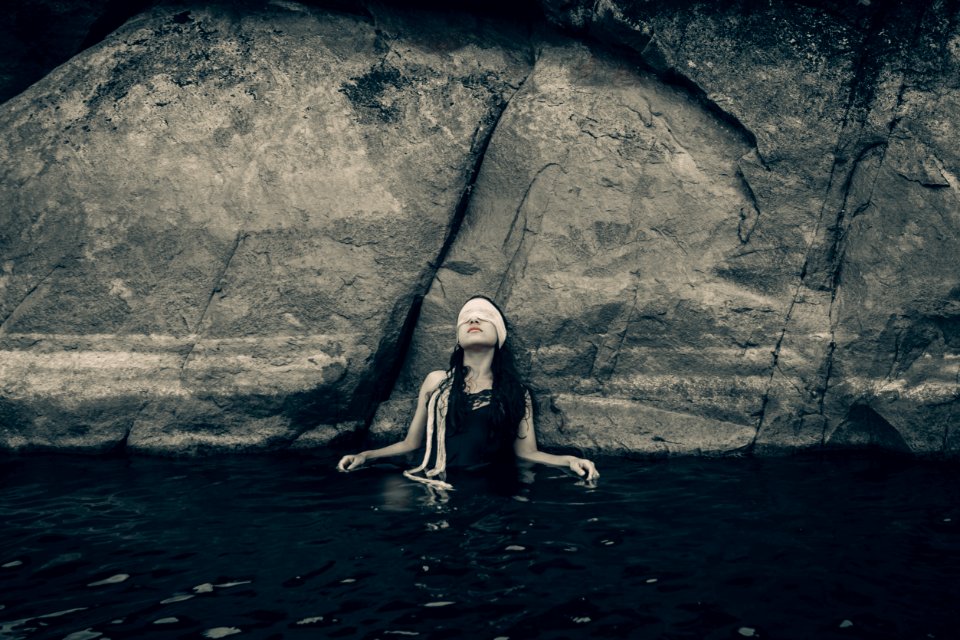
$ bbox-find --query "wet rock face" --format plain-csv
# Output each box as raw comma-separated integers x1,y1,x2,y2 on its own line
0,1,532,452
1,0,958,456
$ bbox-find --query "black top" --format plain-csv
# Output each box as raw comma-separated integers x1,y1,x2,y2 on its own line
421,388,522,495
424,389,510,470
445,389,495,468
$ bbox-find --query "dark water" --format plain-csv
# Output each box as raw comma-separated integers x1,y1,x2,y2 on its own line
1,453,958,640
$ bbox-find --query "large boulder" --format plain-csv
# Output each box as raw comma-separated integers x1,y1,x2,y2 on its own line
375,1,960,456
1,0,957,457
814,2,960,454
533,0,960,456
374,38,781,456
0,1,532,452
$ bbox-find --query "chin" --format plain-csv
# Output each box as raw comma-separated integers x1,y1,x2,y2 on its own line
460,337,495,349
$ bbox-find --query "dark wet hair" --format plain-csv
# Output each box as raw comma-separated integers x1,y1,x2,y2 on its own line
443,295,531,455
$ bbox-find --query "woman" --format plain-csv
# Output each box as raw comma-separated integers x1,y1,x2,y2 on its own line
336,295,599,488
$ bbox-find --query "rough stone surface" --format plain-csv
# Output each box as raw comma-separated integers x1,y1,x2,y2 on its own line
546,394,757,456
747,1,960,455
524,0,958,456
0,1,532,452
375,1,959,457
1,0,958,456
377,38,783,456
814,2,960,455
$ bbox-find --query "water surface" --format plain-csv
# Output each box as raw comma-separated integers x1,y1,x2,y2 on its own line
1,453,957,639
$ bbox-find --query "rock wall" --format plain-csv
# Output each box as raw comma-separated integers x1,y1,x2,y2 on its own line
373,38,768,456
379,0,960,456
1,0,957,455
0,0,532,452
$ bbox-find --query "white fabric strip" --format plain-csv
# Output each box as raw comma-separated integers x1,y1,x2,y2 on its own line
456,298,506,348
403,375,455,490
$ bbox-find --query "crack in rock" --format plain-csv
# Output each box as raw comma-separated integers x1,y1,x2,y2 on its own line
360,56,538,426
180,230,246,375
495,163,563,303
0,262,64,335
736,151,766,244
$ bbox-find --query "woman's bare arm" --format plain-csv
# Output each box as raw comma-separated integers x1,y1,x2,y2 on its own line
513,392,599,480
337,370,447,471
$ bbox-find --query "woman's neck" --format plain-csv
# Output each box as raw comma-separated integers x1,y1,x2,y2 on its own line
462,348,493,385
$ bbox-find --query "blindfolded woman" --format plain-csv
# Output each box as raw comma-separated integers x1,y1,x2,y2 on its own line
337,295,599,489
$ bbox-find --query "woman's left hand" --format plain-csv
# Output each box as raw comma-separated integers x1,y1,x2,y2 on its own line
569,457,599,481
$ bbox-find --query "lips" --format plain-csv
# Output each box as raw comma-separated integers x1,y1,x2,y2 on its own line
467,327,482,333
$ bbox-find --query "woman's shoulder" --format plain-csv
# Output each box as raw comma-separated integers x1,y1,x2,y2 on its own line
420,369,449,395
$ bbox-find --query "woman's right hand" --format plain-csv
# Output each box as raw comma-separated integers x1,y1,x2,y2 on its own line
337,453,367,472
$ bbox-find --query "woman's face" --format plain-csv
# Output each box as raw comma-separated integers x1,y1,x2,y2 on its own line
457,299,500,349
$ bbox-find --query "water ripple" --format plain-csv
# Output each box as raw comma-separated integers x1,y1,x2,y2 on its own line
0,454,957,639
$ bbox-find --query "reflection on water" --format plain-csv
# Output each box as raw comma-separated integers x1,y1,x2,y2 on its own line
0,452,958,639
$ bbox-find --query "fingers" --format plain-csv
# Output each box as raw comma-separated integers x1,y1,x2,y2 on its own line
584,460,599,481
338,454,366,472
574,458,600,481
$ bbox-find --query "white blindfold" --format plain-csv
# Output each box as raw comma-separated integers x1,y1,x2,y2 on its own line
456,298,506,348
